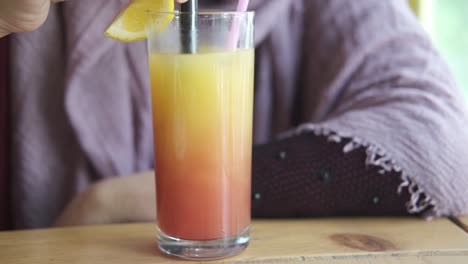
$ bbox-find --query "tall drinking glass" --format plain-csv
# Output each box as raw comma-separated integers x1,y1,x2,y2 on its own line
147,11,255,260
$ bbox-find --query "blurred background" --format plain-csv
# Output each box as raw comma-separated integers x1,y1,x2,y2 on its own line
410,0,468,100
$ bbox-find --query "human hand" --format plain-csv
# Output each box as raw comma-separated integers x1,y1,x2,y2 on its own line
55,171,156,227
0,0,64,37
0,0,191,38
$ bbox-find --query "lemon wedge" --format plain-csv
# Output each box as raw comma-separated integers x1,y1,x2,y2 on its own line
105,0,174,42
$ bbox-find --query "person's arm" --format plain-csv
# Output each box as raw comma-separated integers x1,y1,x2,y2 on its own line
251,133,412,218
55,171,156,226
250,0,468,218
54,135,411,227
0,0,190,38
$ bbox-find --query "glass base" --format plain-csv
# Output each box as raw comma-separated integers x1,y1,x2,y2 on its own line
157,226,250,260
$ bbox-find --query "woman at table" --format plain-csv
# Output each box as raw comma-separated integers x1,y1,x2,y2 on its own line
1,0,467,230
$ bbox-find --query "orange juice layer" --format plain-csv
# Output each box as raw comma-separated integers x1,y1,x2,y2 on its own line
149,49,254,240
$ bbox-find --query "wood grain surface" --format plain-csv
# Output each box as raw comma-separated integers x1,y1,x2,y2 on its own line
0,218,467,263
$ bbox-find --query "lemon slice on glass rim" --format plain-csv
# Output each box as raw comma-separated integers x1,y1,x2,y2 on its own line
105,0,175,42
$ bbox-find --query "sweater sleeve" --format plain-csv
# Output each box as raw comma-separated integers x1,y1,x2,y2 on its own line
252,0,468,218
296,0,468,216
251,132,414,218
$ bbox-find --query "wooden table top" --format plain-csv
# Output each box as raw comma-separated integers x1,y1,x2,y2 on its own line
1,218,468,263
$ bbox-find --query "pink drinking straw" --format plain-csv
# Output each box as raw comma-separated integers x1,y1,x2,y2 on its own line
227,0,250,50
